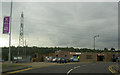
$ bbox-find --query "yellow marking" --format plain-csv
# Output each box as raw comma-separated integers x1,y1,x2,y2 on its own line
108,65,117,74
7,68,32,74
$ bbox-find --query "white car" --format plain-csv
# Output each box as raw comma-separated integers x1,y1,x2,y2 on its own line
52,57,58,62
46,56,55,62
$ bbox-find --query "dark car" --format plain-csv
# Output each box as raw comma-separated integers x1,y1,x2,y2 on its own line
57,58,61,63
57,57,69,63
15,59,26,63
63,57,70,63
117,57,120,62
112,57,118,62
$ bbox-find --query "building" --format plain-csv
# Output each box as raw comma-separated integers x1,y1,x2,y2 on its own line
31,50,119,62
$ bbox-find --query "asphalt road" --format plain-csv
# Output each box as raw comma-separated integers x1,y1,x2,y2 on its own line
11,62,117,75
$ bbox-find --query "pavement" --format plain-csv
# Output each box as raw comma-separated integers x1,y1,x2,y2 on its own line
2,62,59,74
1,62,75,74
5,62,118,75
2,65,32,73
10,62,58,69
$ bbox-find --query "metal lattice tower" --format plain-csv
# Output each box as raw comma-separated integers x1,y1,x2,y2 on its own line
18,12,24,55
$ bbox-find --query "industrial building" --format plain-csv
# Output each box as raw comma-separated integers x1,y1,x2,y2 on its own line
31,50,119,62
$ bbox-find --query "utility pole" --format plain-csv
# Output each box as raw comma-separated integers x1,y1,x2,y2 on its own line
93,35,99,50
8,0,13,67
18,12,24,57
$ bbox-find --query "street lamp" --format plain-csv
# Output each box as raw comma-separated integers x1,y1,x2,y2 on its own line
93,35,99,50
8,0,13,66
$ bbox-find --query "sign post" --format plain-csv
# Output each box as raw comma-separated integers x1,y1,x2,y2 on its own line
2,0,12,67
8,0,12,66
3,16,11,66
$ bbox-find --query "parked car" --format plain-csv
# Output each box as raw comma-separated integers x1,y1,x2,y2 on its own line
116,57,120,62
70,56,79,62
57,58,61,63
47,56,55,62
52,57,59,62
57,57,69,63
59,58,65,63
0,59,4,62
112,57,118,62
64,57,70,63
15,59,26,63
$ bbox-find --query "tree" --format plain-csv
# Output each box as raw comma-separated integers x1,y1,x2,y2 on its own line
111,48,115,51
104,48,108,52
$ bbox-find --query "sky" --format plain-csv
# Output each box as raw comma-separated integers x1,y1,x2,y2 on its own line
0,1,119,50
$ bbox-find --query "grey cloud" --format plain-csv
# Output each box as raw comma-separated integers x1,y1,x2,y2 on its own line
1,2,118,49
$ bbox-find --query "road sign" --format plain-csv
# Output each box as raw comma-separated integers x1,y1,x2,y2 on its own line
3,16,10,34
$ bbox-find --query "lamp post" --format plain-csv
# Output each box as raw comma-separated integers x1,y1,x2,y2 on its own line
8,0,13,66
94,35,99,50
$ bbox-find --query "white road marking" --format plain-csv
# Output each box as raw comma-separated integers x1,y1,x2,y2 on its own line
74,67,78,69
67,69,73,74
67,64,97,74
67,66,80,74
74,66,80,69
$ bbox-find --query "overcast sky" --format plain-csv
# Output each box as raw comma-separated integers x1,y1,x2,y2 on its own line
0,2,118,50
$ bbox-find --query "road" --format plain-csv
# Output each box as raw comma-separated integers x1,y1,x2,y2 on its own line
9,62,117,75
